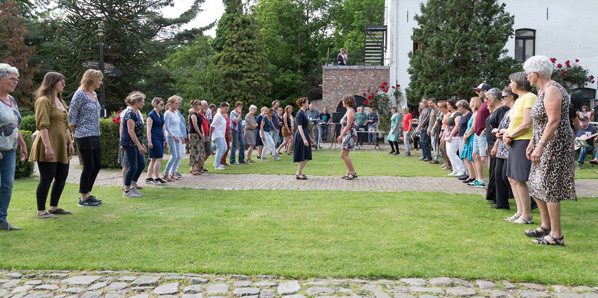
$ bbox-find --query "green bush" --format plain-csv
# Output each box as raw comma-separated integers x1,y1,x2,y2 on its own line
18,107,34,117
15,130,34,179
99,118,121,169
20,115,36,132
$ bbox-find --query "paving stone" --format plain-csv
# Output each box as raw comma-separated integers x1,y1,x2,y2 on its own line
261,289,276,298
23,281,42,286
553,286,570,293
234,281,253,287
446,287,477,297
352,279,369,284
584,294,598,298
454,279,474,287
132,276,161,286
519,290,550,298
476,281,496,289
191,278,209,284
305,287,335,296
501,281,517,290
6,273,23,280
11,292,28,298
429,278,453,287
0,280,8,284
24,293,50,298
157,295,178,298
153,282,180,295
373,291,393,298
130,286,155,292
12,285,33,293
233,288,260,296
182,294,204,298
47,274,68,279
419,295,439,298
34,284,60,291
88,282,108,291
118,276,138,282
0,289,8,297
129,295,149,298
106,282,129,291
207,284,229,294
232,275,251,280
338,288,354,294
482,290,511,298
362,285,383,292
393,294,416,298
304,281,329,287
400,279,426,287
258,276,276,280
100,276,119,282
2,280,20,288
573,287,594,293
278,281,301,296
105,291,127,298
53,294,67,298
390,286,409,293
183,285,203,293
555,294,584,298
282,295,306,298
210,296,228,298
409,287,444,295
165,276,186,281
62,276,101,286
521,284,546,291
63,287,85,294
254,281,278,287
80,291,102,298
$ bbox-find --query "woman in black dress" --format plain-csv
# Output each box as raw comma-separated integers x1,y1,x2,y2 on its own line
293,97,311,180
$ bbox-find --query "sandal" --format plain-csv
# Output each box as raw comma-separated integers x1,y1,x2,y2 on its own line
505,213,521,222
296,174,307,180
525,226,551,238
341,173,350,179
512,216,534,224
532,234,565,246
344,173,358,180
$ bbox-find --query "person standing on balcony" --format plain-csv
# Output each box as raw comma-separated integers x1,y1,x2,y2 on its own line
337,48,348,66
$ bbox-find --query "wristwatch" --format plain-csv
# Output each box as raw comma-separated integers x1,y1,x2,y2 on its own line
538,140,546,146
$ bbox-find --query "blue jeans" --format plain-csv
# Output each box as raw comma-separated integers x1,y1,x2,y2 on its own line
260,130,276,158
320,124,328,142
431,134,440,161
164,136,182,175
420,131,432,159
578,146,591,163
124,145,146,188
0,150,16,222
213,137,227,168
403,131,412,155
230,130,245,163
367,124,376,143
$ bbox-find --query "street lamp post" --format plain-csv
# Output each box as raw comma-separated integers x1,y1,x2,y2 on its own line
96,25,106,118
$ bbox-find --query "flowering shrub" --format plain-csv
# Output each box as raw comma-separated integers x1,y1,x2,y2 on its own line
362,82,402,132
550,58,595,95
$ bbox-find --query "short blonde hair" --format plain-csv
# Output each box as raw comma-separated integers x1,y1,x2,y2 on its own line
125,91,146,106
470,97,482,111
167,95,182,109
80,69,103,90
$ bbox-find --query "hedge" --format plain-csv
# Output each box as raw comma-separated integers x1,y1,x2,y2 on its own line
99,118,122,169
20,114,36,132
15,130,34,179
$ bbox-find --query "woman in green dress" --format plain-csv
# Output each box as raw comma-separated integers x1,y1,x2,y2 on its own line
387,106,403,155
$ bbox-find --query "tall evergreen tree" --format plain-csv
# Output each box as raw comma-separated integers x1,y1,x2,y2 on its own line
0,0,40,107
406,0,521,103
215,0,271,108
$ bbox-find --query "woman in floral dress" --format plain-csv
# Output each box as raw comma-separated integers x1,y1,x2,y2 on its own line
337,95,358,180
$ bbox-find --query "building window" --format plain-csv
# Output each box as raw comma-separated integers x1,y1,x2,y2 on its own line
413,41,422,54
515,29,535,62
570,88,596,110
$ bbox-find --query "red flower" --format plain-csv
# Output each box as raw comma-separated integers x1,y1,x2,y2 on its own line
363,92,367,96
550,58,557,63
117,110,121,114
379,85,384,88
565,60,571,68
562,71,567,76
362,101,366,104
392,86,396,89
576,59,580,63
592,80,596,84
590,75,595,80
382,82,388,85
397,84,400,87
367,89,371,92
557,64,562,68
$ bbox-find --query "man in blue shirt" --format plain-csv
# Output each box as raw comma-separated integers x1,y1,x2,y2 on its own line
319,107,331,143
576,116,597,169
366,107,379,144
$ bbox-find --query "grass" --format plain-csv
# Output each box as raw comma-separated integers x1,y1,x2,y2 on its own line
2,179,597,285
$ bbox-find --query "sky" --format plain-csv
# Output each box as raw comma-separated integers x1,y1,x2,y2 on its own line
161,0,226,37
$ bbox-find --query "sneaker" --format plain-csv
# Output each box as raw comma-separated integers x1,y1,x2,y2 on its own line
36,213,57,219
0,220,21,231
448,171,457,176
222,163,230,167
131,188,144,196
576,162,583,170
273,156,281,161
463,178,475,183
403,153,411,156
48,208,73,215
174,172,182,177
215,166,225,170
78,197,100,207
231,162,239,165
261,158,269,162
122,190,141,198
472,180,486,188
154,178,168,184
145,178,155,184
457,174,469,180
87,195,102,204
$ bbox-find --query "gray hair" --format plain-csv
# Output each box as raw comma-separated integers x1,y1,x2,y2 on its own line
509,71,532,92
249,105,257,111
0,63,19,79
201,100,208,106
456,99,469,109
524,55,553,78
487,88,502,101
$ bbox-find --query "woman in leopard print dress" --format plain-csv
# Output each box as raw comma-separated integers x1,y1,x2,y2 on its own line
523,55,577,246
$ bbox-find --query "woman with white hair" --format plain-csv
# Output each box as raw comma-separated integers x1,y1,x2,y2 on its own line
244,105,258,163
523,55,576,246
0,64,27,231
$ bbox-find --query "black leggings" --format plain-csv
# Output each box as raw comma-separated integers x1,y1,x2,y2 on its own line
79,147,102,194
37,162,70,211
389,141,400,153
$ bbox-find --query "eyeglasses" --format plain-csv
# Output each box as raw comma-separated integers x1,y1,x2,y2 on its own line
5,78,19,83
502,95,508,98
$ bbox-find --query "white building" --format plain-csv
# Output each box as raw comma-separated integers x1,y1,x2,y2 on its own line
385,0,598,109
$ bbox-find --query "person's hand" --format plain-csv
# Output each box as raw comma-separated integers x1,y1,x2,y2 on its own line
0,152,3,160
119,145,124,152
174,136,180,143
503,133,512,146
485,147,489,156
182,138,186,144
464,135,469,142
492,128,499,135
45,146,55,160
530,145,543,164
138,144,146,155
337,135,342,144
490,146,497,158
68,143,75,156
148,141,153,149
303,140,309,146
447,136,452,142
525,141,534,160
427,131,431,136
20,146,27,162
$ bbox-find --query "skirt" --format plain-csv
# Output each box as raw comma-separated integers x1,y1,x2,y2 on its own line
118,149,128,168
245,129,257,146
188,134,205,167
293,129,312,162
148,136,164,159
255,130,263,147
505,139,531,182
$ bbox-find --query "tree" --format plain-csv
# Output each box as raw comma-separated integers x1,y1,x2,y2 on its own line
0,0,40,107
215,1,271,108
51,0,209,112
406,0,521,104
329,0,385,55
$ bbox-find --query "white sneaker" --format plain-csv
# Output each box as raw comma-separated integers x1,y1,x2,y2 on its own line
455,171,465,177
123,190,141,198
215,166,225,170
131,188,144,196
448,171,457,176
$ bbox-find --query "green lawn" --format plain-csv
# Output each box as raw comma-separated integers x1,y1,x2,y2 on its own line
2,179,597,285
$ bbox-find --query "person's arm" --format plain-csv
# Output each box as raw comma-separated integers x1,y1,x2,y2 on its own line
449,115,462,138
337,111,355,143
35,98,55,160
68,91,83,135
127,117,146,154
297,118,309,146
572,117,580,133
146,116,154,148
191,114,203,139
506,108,532,140
260,117,266,139
326,114,331,125
527,87,563,163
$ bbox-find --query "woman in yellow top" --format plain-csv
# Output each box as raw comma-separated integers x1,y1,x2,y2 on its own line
29,72,74,219
503,71,536,225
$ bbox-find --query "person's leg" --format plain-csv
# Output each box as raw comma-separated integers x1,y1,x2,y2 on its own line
534,199,550,230
389,141,396,153
296,160,307,176
214,137,226,168
0,150,16,222
486,156,496,202
247,143,254,161
164,137,177,175
87,147,102,196
220,134,231,165
464,159,475,179
420,132,431,159
368,124,374,143
123,146,138,190
546,202,562,238
36,162,56,213
153,158,162,179
313,125,320,147
578,146,588,163
78,148,94,198
512,180,532,219
341,149,355,174
266,134,276,157
508,177,522,216
403,131,411,155
321,125,328,143
147,159,156,179
494,158,509,208
473,152,483,179
132,150,146,185
230,131,239,164
174,140,185,174
394,141,400,154
238,132,245,163
49,162,69,210
203,138,212,163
